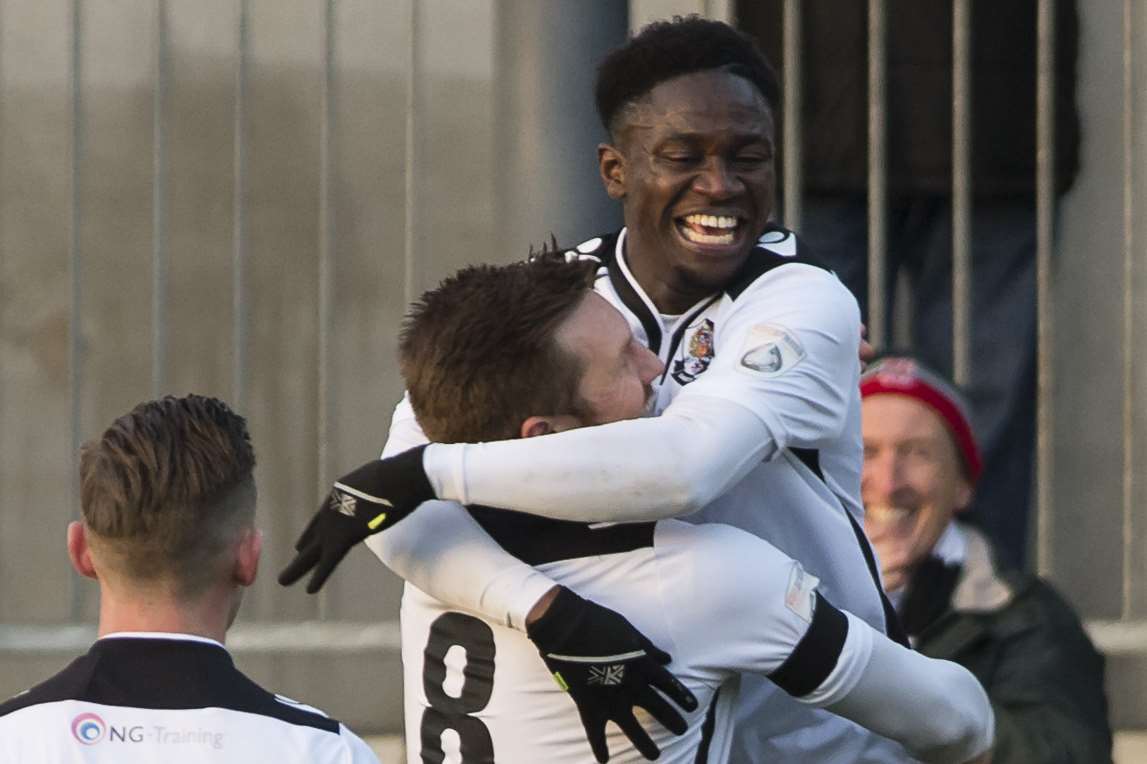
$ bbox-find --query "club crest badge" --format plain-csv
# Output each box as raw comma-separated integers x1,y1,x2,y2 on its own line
672,319,715,385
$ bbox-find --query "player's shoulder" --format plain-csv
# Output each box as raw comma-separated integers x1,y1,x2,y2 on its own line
0,653,93,719
724,225,837,301
558,231,620,264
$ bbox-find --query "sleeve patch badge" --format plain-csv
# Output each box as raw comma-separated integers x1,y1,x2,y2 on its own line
739,324,806,377
785,563,820,623
757,230,797,257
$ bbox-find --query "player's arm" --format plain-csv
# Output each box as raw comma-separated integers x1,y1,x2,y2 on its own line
670,523,993,764
282,265,855,531
817,615,994,763
362,396,556,629
288,396,697,762
418,263,859,520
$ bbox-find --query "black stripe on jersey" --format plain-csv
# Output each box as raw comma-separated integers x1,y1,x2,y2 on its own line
0,638,340,734
792,447,911,648
468,505,655,565
604,238,663,354
768,592,848,697
694,686,721,763
724,225,832,301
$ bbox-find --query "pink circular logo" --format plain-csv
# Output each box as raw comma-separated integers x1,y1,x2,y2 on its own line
71,712,105,745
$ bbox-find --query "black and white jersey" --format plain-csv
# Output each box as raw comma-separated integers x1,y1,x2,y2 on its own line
402,516,873,764
0,633,379,763
374,226,914,760
580,227,908,760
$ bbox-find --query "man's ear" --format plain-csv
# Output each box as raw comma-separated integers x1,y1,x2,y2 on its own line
520,415,584,439
234,528,263,588
598,143,627,200
67,521,98,580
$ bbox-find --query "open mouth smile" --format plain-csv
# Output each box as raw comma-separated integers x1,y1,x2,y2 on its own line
675,213,745,247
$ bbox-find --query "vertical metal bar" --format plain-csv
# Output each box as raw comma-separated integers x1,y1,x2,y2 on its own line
781,0,802,232
1122,0,1135,617
233,0,249,412
152,0,169,397
68,0,85,621
951,0,972,386
317,0,337,620
867,0,887,348
1034,0,1056,578
403,0,420,305
703,0,735,25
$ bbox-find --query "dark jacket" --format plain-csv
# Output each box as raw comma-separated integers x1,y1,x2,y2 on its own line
741,0,1080,197
900,525,1112,764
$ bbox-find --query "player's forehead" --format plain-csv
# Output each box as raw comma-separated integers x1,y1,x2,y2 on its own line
861,394,950,445
623,70,774,142
554,292,631,360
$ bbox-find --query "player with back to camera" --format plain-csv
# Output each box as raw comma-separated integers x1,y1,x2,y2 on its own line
281,17,955,763
0,396,379,763
392,256,993,763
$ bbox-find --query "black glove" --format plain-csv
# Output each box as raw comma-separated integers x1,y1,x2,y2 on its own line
526,586,698,762
278,445,434,593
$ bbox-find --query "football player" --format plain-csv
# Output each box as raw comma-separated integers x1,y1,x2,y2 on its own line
284,17,935,762
392,258,992,763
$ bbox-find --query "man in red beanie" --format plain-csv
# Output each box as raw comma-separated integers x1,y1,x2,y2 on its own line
860,356,1112,763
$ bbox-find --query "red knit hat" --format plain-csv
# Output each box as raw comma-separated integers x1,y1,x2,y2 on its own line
860,357,983,483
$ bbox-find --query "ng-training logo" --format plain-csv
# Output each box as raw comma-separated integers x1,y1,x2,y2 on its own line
71,712,106,745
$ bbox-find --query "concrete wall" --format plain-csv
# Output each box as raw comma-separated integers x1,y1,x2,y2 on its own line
1055,0,1147,728
2,0,1145,738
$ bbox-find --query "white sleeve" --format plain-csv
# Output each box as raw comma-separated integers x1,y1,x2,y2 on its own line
366,395,557,631
338,724,382,764
679,264,860,449
658,521,837,680
668,522,993,763
422,266,856,521
815,612,996,764
424,394,771,521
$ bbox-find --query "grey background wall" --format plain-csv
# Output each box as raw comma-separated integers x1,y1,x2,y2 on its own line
1,0,1144,735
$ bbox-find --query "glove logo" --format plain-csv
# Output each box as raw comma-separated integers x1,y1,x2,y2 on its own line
331,491,357,517
587,664,626,686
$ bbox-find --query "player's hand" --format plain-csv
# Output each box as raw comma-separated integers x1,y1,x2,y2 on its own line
278,445,434,593
526,586,698,762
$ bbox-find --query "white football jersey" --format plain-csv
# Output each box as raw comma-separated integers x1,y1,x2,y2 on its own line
377,226,914,761
0,634,379,764
402,519,873,764
574,227,910,761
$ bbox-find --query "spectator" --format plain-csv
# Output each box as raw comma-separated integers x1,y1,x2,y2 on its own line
860,356,1112,764
0,395,379,763
742,0,1081,568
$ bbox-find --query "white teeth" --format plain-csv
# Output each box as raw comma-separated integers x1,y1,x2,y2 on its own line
683,213,739,229
867,505,914,523
680,226,735,245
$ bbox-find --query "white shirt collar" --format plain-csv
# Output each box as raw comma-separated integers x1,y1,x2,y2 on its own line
98,631,226,651
932,521,968,566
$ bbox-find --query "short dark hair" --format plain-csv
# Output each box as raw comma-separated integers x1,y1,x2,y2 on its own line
399,255,599,443
80,395,256,596
595,15,780,137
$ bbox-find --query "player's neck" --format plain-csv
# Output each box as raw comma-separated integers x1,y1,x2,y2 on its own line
628,260,711,315
622,238,714,315
96,584,234,644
